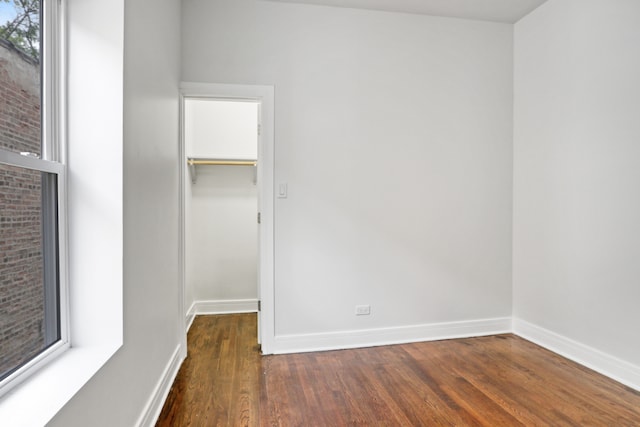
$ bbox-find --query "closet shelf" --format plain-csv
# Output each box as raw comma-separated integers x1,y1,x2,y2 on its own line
187,157,257,184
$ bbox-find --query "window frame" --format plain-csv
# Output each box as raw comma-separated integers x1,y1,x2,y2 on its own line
0,0,124,423
0,0,69,398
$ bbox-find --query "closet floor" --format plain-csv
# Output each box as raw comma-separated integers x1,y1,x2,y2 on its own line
156,314,640,426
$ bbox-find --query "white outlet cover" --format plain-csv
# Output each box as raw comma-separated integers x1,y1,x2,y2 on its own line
355,305,371,315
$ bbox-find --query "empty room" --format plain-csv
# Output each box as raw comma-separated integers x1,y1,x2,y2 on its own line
0,0,639,426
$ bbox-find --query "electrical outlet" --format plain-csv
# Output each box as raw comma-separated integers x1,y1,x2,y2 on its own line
355,305,371,316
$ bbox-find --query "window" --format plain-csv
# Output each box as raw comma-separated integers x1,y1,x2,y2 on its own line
0,0,67,396
0,1,123,423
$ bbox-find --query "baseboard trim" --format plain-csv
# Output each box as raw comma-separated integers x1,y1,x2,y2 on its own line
185,301,196,333
190,299,259,316
185,299,258,332
135,344,185,427
513,318,640,392
271,317,512,354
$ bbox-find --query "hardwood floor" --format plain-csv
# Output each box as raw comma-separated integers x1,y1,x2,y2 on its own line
156,314,640,426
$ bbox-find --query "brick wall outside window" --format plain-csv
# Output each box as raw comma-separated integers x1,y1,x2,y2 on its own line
0,39,44,377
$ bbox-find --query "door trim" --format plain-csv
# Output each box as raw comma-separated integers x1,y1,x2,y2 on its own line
178,82,275,353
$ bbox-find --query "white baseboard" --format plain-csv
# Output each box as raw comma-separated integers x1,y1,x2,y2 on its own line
272,317,512,354
185,299,258,332
513,318,640,392
185,301,196,332
135,344,185,427
189,299,258,317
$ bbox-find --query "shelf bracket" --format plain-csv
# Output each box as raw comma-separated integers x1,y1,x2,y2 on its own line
189,161,197,184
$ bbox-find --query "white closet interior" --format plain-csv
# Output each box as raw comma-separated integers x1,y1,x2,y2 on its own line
184,99,259,314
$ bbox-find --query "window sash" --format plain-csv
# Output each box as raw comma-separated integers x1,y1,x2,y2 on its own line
0,150,64,175
0,152,69,393
0,0,68,397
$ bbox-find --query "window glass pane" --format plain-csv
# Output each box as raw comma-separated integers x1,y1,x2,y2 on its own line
0,0,41,157
0,163,59,382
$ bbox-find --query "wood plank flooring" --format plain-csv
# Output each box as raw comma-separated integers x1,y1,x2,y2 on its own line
156,314,640,426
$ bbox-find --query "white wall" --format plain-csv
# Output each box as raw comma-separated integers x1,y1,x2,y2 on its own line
47,0,183,425
185,99,258,159
187,167,258,304
514,0,640,372
182,0,514,340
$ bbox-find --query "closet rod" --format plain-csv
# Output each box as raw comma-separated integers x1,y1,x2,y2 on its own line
187,157,258,184
187,158,257,166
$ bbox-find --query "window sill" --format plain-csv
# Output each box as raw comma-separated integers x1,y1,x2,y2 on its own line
0,343,121,426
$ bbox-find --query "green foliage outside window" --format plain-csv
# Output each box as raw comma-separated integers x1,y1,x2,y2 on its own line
0,0,40,61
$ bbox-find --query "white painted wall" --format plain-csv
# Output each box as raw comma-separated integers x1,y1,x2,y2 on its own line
46,0,183,425
187,167,258,304
182,0,514,339
185,99,258,159
514,0,640,368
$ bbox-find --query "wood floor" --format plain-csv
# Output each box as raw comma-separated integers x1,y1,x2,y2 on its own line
156,314,640,426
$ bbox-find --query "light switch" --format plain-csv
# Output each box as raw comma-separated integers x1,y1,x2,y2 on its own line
278,183,288,198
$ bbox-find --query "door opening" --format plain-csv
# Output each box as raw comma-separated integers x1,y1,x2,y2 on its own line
179,83,274,353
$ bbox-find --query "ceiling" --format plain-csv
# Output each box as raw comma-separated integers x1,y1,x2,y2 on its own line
264,0,548,23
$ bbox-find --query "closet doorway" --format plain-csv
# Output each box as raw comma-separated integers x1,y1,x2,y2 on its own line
179,83,274,353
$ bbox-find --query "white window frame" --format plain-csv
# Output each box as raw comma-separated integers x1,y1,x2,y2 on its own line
0,0,69,398
0,0,124,424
